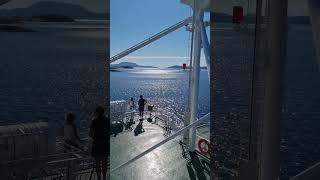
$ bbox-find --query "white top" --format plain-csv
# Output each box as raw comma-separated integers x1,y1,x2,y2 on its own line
129,100,135,109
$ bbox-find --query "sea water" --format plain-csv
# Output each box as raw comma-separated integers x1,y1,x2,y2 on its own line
110,68,210,129
0,20,107,127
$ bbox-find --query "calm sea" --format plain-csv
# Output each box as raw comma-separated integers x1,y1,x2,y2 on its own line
110,68,210,129
211,23,320,179
0,20,107,128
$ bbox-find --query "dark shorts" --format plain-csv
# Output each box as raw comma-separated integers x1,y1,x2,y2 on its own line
91,141,109,159
139,106,144,112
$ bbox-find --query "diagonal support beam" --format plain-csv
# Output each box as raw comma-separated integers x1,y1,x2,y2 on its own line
110,17,192,63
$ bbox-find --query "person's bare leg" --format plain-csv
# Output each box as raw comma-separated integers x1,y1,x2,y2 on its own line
96,159,102,180
102,158,108,180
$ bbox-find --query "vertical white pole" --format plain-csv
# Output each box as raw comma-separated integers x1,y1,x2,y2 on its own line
200,18,210,80
189,3,203,152
259,0,287,179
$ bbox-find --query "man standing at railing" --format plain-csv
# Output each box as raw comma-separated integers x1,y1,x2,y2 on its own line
89,105,110,180
138,95,147,120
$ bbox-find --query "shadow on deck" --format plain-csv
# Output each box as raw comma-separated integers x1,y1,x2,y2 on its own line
110,116,210,180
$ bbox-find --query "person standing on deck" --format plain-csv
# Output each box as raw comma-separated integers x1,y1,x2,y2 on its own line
89,106,110,180
138,95,147,120
129,97,135,121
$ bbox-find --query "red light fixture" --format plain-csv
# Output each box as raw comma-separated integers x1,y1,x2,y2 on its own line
182,63,187,70
233,6,243,24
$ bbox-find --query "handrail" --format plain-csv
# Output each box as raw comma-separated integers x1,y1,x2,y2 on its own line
290,162,320,180
110,17,192,63
111,113,210,172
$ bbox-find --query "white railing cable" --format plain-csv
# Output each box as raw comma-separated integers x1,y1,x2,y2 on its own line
289,162,320,180
111,113,210,172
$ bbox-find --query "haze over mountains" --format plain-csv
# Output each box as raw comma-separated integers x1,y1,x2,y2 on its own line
110,62,207,69
0,1,107,20
0,2,309,23
110,62,157,69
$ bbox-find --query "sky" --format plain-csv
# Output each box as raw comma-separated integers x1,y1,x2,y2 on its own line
111,0,210,68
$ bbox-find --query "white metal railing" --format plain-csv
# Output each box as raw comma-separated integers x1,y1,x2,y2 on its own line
111,113,210,172
0,132,96,180
110,100,127,122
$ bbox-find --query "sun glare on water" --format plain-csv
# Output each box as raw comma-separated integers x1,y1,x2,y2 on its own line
132,69,182,75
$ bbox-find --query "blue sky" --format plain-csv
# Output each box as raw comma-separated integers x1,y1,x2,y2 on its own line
111,0,210,68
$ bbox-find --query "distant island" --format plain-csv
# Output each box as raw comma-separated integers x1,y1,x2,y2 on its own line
32,14,74,22
110,62,208,71
0,24,35,32
0,1,108,32
0,1,108,20
168,65,207,69
110,62,157,70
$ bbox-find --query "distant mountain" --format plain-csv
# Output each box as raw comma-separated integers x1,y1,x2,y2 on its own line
32,14,74,22
167,65,184,69
213,12,310,24
111,62,157,69
168,65,207,69
0,1,108,20
0,24,35,32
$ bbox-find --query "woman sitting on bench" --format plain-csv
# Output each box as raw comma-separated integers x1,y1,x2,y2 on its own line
64,112,82,149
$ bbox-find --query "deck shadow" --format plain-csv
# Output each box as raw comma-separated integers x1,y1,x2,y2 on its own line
134,121,145,136
187,152,208,180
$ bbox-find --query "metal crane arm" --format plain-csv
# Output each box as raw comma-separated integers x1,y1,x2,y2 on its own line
110,17,192,63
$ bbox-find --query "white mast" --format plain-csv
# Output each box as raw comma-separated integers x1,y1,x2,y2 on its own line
181,0,210,152
259,0,288,179
189,3,202,152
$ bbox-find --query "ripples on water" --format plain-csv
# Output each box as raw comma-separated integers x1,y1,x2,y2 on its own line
110,68,210,129
211,23,320,179
0,20,107,129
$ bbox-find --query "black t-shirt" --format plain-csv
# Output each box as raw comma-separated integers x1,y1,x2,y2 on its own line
138,98,146,108
90,116,110,145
